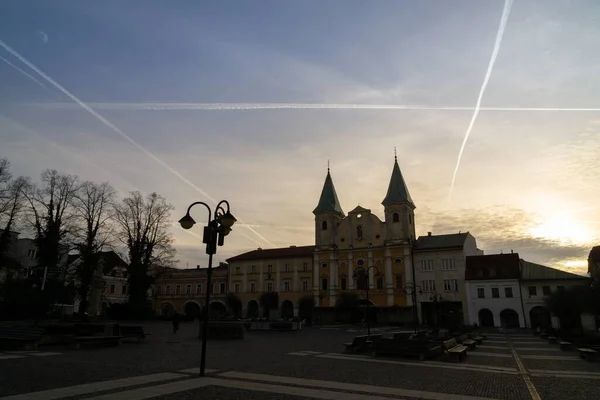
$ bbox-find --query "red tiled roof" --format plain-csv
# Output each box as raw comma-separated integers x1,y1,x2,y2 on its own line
227,245,314,262
465,253,521,280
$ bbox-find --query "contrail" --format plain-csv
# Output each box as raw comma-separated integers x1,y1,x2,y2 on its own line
0,39,276,248
449,0,514,197
26,102,600,112
0,54,51,91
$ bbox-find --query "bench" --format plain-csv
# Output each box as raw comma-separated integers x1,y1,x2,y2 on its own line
548,336,558,344
73,335,123,349
558,341,573,351
373,338,442,361
120,326,149,342
0,326,46,350
443,338,468,362
344,334,381,353
458,335,477,350
577,348,597,361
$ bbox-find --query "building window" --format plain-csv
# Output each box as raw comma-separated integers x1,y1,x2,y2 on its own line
357,259,365,266
542,286,551,296
250,282,256,292
175,285,181,295
376,277,384,290
504,287,513,298
302,262,308,272
419,260,434,272
251,265,256,273
477,270,483,277
302,280,308,291
267,265,273,273
186,284,191,295
409,214,412,224
234,283,240,293
122,271,128,278
284,281,291,291
155,285,161,295
357,275,368,290
321,263,327,269
443,279,458,292
322,221,327,230
220,282,226,294
395,258,402,264
166,285,171,294
392,212,399,222
122,285,127,295
477,288,485,298
441,259,455,271
356,225,363,239
557,285,566,293
491,288,499,298
489,269,496,277
284,264,290,272
110,284,115,294
421,280,436,292
267,282,273,292
528,286,537,297
340,277,347,290
210,284,214,294
235,266,240,273
196,284,202,294
321,278,328,291
395,275,403,288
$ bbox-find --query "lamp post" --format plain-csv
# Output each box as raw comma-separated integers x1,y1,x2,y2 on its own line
353,265,381,339
429,293,443,327
178,200,236,377
401,284,423,333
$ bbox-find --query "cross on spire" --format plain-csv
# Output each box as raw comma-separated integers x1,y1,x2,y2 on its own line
394,147,397,162
327,159,330,173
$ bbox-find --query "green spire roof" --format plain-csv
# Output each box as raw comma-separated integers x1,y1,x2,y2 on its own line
382,155,415,207
313,168,345,216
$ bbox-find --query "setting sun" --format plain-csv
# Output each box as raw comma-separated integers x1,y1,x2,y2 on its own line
529,214,593,246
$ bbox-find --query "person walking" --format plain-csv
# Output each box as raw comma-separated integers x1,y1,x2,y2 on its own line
172,312,180,334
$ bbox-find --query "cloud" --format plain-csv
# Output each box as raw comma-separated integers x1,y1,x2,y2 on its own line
421,205,594,272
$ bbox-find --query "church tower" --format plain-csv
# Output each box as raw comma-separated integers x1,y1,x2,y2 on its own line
313,166,344,248
382,153,416,243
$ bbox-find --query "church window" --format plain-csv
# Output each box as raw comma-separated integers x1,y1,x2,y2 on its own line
356,225,363,239
392,212,399,223
321,278,328,290
322,221,328,230
357,259,365,266
376,277,383,289
409,214,412,224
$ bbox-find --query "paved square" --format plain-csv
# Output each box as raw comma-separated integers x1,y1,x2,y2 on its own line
1,323,599,400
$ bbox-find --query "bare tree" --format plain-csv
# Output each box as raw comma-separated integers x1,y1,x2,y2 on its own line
71,181,116,313
113,191,175,316
24,169,78,283
0,158,30,277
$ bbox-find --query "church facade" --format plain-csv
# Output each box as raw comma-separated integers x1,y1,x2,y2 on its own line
227,155,479,323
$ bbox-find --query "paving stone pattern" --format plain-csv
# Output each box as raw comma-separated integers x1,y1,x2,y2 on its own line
0,322,599,399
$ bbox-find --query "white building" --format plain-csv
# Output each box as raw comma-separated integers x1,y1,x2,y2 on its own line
465,253,525,328
520,260,589,329
413,232,483,324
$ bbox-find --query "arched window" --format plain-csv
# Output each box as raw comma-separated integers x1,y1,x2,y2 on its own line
356,225,363,239
392,212,399,223
322,221,327,230
409,213,412,224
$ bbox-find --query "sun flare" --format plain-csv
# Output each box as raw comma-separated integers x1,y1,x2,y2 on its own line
529,214,593,245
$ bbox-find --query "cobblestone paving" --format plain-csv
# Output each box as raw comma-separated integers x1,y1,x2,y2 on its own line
0,323,599,400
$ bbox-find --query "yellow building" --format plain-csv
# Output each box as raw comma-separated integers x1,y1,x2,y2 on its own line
153,264,230,318
227,155,418,319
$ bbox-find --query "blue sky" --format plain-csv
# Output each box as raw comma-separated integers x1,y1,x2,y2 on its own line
1,0,599,272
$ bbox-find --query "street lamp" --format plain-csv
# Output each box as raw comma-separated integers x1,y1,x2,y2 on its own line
400,284,423,333
178,200,236,377
429,293,443,327
352,265,381,339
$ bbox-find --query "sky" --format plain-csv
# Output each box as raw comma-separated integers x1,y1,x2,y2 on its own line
1,0,599,274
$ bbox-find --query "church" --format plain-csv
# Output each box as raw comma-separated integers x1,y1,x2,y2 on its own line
227,154,480,323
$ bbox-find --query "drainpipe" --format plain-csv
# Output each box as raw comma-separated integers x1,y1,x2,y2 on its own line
517,260,527,329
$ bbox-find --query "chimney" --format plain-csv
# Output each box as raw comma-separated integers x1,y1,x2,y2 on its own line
196,265,200,270
427,232,432,236
511,249,513,254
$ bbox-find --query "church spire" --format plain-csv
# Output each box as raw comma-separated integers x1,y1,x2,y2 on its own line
313,165,345,216
382,152,415,207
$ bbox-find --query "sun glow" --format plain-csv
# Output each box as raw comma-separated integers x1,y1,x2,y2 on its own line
529,214,593,245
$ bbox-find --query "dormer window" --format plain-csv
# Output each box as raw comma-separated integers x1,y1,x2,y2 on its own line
392,212,399,223
322,221,328,231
